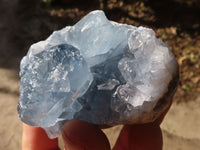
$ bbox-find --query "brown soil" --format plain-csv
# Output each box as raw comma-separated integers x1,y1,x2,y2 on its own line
0,0,199,149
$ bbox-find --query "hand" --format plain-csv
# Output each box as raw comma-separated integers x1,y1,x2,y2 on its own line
22,105,170,150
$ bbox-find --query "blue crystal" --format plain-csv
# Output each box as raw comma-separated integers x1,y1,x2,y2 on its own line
18,10,178,138
19,44,92,127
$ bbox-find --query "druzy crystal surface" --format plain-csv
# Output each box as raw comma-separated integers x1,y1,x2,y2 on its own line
18,10,178,138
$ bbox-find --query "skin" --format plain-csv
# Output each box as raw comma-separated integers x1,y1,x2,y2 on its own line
22,104,170,150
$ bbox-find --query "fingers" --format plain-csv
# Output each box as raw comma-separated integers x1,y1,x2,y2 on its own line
22,123,59,150
62,120,111,150
113,102,172,150
22,102,171,150
113,123,163,150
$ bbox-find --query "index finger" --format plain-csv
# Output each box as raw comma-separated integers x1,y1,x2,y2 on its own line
22,123,60,150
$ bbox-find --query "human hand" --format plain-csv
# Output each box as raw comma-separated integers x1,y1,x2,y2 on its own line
22,105,170,150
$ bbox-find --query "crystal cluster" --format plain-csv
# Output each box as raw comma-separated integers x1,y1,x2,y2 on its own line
18,10,178,138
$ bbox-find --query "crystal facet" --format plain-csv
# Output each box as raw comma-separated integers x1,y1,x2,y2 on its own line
18,10,178,138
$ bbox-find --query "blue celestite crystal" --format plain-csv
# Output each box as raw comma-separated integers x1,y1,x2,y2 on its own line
18,10,178,138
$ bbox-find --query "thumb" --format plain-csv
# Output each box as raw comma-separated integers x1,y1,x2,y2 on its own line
62,120,111,150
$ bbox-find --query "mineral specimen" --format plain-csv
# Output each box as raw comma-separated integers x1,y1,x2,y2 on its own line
18,10,178,138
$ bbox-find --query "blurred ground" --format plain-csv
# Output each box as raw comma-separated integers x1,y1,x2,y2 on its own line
0,0,200,149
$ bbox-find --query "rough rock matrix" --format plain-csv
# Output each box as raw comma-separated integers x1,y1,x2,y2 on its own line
18,10,178,138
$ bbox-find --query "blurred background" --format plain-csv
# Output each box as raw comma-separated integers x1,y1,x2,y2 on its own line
0,0,200,149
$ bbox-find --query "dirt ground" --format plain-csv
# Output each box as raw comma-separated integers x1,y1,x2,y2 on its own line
0,0,200,150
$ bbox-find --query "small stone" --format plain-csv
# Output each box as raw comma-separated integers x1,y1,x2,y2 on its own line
18,10,178,138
